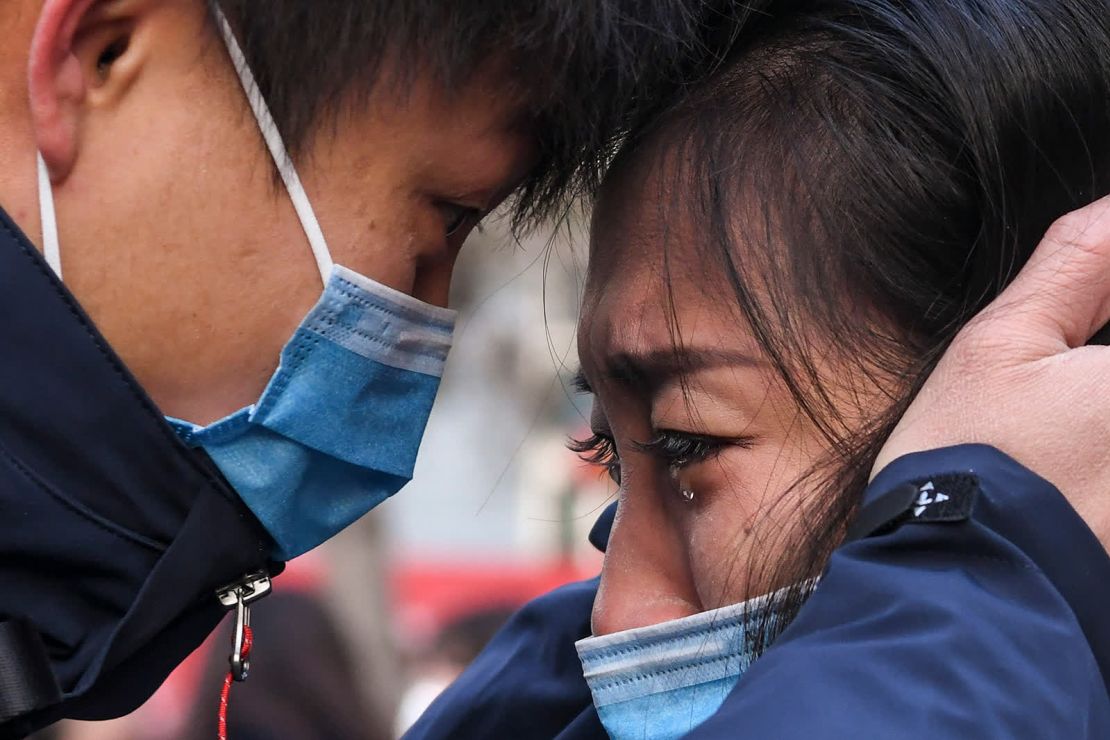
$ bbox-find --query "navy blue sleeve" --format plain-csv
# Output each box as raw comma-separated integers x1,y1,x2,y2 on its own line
403,576,604,740
688,444,1110,738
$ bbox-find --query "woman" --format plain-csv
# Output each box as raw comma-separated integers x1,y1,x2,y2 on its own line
570,0,1110,737
408,1,1110,737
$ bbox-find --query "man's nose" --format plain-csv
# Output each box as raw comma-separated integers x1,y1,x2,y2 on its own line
590,492,702,636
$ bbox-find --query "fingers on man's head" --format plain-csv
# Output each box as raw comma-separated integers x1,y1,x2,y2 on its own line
989,195,1110,349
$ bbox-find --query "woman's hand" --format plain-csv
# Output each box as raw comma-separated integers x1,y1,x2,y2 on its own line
874,195,1110,549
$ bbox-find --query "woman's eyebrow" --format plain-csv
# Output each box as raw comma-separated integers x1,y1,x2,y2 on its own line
602,348,763,394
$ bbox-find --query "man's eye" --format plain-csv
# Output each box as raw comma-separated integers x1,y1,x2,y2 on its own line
438,202,482,237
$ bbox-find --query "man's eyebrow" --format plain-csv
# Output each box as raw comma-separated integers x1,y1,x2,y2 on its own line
602,348,763,395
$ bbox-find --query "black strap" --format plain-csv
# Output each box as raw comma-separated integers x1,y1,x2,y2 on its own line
845,482,920,542
0,620,61,724
846,474,980,543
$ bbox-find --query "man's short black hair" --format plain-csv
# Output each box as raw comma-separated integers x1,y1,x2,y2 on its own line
211,0,739,229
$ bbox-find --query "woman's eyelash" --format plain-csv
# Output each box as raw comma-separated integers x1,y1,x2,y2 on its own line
568,433,622,484
634,430,751,470
567,429,750,482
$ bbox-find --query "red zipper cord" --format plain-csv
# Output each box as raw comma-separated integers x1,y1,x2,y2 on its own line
217,624,253,740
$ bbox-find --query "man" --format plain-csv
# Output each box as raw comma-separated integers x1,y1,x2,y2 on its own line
0,0,734,735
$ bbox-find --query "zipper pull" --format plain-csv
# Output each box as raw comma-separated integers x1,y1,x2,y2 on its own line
215,572,271,740
216,571,272,681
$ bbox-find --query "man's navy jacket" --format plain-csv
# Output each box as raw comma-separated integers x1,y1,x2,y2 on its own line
0,209,279,738
408,445,1110,738
2,200,1109,738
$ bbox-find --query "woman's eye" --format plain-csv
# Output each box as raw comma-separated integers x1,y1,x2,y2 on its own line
635,430,750,471
438,202,482,237
568,432,622,485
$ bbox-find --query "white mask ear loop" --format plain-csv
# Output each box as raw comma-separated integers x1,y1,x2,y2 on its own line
37,153,62,279
213,8,333,286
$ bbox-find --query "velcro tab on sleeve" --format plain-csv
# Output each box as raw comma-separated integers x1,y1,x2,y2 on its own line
846,473,979,542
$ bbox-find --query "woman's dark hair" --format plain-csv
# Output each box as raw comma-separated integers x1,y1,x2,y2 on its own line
610,0,1110,650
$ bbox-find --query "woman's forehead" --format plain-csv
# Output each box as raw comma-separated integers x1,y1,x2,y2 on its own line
578,241,755,388
580,141,778,382
587,156,700,292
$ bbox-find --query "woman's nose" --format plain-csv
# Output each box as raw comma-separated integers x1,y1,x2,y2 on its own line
590,495,702,636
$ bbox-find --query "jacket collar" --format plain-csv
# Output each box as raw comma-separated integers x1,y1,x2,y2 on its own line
0,205,278,733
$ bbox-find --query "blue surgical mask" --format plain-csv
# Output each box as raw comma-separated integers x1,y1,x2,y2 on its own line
35,9,455,561
163,264,453,560
575,592,778,740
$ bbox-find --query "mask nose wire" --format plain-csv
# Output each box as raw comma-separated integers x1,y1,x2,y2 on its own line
213,7,333,287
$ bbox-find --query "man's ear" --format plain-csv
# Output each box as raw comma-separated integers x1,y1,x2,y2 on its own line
28,0,145,181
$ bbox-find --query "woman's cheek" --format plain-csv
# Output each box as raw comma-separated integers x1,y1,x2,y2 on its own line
680,443,815,608
678,455,763,607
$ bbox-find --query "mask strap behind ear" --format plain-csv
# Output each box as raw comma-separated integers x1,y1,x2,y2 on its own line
37,153,62,279
213,7,333,286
